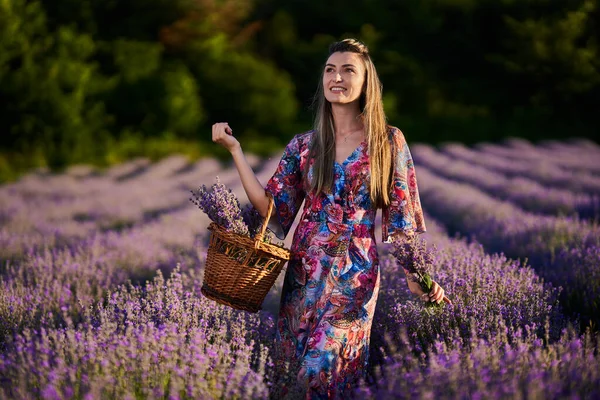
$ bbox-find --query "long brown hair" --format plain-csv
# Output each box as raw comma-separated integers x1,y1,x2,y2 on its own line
306,38,392,208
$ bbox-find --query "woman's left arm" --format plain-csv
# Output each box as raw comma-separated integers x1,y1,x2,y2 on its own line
381,128,426,243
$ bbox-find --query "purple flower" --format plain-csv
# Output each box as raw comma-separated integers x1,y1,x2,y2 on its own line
241,204,263,239
190,177,249,236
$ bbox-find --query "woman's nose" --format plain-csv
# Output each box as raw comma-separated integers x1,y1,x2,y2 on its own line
334,73,342,82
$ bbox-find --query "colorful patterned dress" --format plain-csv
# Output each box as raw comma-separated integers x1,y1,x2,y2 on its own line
264,126,426,399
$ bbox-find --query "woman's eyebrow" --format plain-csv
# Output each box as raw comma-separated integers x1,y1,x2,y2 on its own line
325,63,357,68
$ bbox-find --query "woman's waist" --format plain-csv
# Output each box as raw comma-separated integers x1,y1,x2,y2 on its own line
300,212,373,225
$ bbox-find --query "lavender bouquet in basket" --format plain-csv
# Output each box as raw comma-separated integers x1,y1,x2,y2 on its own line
190,177,271,242
391,235,444,314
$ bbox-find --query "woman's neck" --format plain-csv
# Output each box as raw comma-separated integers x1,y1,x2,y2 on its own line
331,103,363,133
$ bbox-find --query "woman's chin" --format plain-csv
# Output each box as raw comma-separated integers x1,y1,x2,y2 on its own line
325,96,360,106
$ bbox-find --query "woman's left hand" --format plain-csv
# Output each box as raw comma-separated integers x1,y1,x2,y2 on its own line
407,279,453,305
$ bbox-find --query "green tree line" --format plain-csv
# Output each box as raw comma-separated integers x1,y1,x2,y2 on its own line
1,0,598,181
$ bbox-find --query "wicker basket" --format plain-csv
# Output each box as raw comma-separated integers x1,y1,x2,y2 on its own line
201,195,290,313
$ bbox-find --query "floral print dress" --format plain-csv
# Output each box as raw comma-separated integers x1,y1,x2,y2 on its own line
265,126,426,399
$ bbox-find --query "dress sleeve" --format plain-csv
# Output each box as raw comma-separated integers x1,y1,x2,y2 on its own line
382,128,426,243
264,135,306,240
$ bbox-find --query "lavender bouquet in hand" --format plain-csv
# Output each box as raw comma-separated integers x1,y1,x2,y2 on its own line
190,177,265,239
391,235,444,313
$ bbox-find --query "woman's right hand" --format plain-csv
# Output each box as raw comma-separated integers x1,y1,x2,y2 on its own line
212,122,240,153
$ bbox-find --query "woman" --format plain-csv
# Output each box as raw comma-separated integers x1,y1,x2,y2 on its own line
212,38,451,399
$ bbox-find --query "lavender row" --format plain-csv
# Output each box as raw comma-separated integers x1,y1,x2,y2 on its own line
441,142,600,195
0,154,276,340
1,209,596,398
0,217,207,346
539,138,600,158
0,156,249,261
411,144,600,219
372,214,566,355
473,137,600,175
0,268,274,399
363,214,598,398
1,149,598,397
359,322,599,399
1,216,594,399
414,166,600,328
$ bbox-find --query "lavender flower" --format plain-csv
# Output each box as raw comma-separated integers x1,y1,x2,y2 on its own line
0,268,272,399
190,177,249,236
358,322,600,399
241,204,263,239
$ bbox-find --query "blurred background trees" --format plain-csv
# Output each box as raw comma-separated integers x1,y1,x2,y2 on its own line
1,0,598,181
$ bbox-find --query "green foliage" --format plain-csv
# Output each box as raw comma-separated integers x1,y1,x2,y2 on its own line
162,63,205,138
103,131,206,165
255,0,600,143
0,0,301,181
104,40,204,139
0,0,111,170
491,0,600,97
1,0,599,181
113,39,162,83
187,34,298,138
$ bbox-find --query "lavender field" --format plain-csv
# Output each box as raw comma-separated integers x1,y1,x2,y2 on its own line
1,139,599,399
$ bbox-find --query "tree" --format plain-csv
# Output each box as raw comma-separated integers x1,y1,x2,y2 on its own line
0,0,111,169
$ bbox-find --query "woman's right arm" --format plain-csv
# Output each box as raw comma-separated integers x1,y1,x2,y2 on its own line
211,122,270,218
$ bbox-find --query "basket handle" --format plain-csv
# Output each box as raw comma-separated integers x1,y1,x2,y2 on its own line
254,193,275,248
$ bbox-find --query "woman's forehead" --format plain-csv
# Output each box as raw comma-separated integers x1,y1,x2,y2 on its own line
326,52,364,68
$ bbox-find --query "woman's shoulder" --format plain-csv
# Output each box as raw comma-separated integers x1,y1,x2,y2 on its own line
386,125,408,145
287,129,314,150
293,129,314,144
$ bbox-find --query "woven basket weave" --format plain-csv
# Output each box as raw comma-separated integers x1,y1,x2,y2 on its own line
201,195,290,313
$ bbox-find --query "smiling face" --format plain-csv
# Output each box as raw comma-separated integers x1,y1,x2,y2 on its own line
322,51,366,106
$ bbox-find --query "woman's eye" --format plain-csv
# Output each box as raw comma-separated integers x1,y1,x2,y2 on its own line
326,68,334,72
346,68,355,73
